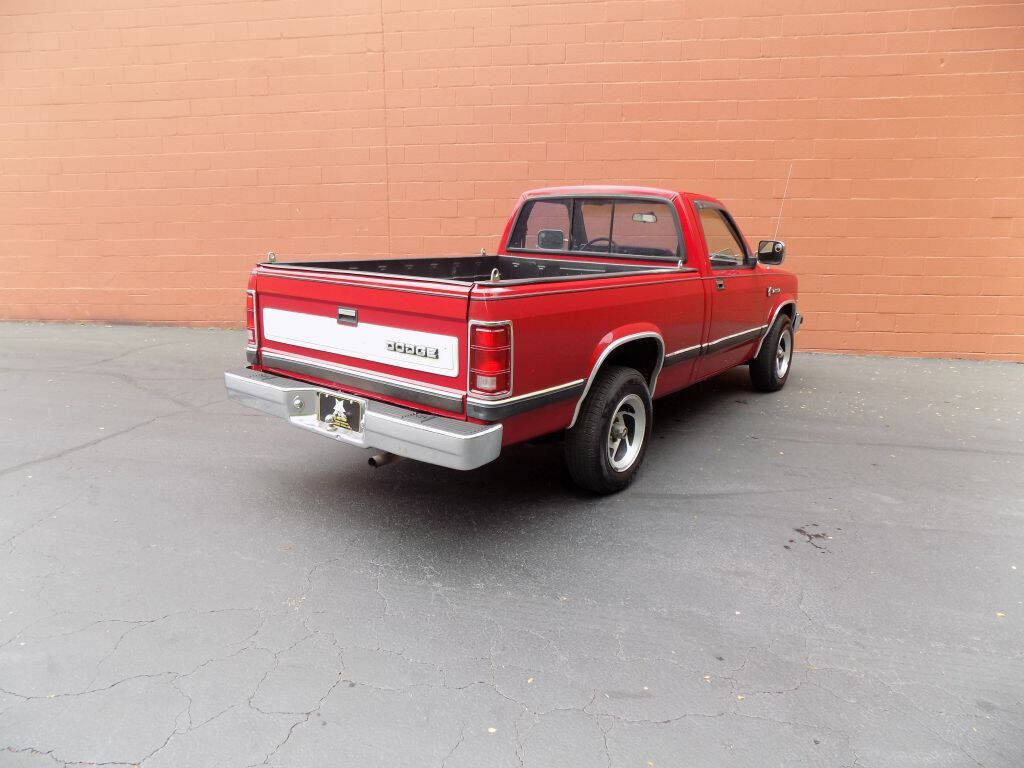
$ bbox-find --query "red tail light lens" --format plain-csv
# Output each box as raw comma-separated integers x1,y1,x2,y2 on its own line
245,290,256,344
471,325,510,348
469,322,512,396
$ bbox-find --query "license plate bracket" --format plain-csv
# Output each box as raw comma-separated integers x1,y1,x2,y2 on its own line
316,391,364,433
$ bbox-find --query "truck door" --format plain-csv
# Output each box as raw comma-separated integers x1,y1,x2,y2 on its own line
693,202,766,378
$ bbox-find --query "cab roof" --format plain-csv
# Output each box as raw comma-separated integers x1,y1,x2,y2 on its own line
520,185,722,207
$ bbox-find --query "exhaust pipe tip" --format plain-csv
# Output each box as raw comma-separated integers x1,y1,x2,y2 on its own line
368,452,401,469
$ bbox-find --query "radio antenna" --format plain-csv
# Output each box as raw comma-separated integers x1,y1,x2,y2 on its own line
773,161,793,240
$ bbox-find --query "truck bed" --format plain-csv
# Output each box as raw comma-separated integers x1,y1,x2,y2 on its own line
269,254,673,285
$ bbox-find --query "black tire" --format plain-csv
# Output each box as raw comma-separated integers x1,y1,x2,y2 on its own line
564,365,653,494
750,314,794,392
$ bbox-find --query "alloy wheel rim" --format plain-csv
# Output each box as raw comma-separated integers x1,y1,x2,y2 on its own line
776,329,792,378
606,393,646,472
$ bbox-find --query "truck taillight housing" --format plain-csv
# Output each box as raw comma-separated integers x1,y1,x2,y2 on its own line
245,290,256,345
469,322,512,396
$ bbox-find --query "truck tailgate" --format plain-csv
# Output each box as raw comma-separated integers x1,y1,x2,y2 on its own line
253,265,472,416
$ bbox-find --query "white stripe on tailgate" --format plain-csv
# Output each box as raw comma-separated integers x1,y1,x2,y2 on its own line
262,308,459,378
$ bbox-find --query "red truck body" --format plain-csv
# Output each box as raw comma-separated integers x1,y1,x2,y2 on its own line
227,185,800,491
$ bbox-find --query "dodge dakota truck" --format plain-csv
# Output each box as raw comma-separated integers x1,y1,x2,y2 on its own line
225,185,801,493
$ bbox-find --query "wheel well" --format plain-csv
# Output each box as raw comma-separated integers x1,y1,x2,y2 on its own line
601,337,662,388
752,302,796,360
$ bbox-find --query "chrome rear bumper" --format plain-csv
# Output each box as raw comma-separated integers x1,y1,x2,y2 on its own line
224,368,502,471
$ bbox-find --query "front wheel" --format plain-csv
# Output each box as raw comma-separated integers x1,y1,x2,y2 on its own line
564,365,652,494
750,314,794,392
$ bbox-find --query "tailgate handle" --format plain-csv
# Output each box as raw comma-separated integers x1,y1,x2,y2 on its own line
337,307,358,325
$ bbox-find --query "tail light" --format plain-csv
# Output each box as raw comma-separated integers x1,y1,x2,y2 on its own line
469,321,512,396
245,289,257,345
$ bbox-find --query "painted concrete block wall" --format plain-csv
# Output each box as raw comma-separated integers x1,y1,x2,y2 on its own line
1,0,1022,358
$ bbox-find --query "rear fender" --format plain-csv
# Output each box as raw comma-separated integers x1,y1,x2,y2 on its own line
569,323,665,428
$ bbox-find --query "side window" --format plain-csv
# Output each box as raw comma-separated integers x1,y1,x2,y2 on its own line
571,199,613,252
697,206,748,269
611,201,680,258
508,199,571,251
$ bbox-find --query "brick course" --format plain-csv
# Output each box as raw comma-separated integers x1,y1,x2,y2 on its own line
1,0,1022,359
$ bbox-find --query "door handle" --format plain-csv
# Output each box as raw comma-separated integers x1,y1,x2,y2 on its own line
715,279,726,291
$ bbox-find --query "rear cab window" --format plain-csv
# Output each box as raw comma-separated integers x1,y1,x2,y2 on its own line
508,197,683,261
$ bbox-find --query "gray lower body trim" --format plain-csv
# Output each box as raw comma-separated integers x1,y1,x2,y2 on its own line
702,326,767,356
225,368,501,471
662,326,767,367
663,344,701,366
260,349,463,413
466,380,585,421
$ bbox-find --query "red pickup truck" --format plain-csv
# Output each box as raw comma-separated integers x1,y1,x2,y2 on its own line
226,186,801,493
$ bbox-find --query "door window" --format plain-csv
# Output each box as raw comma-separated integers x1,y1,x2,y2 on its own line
697,206,748,269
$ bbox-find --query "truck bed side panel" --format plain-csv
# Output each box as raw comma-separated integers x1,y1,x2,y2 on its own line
470,272,706,445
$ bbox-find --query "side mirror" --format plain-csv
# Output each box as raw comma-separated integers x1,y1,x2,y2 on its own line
537,229,566,250
757,240,785,265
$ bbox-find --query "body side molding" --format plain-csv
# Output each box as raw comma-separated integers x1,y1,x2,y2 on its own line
466,379,586,421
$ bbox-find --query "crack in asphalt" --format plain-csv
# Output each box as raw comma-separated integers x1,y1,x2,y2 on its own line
246,672,347,768
0,410,187,480
438,725,465,768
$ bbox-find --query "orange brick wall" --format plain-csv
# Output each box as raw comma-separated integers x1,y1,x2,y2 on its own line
1,0,1022,359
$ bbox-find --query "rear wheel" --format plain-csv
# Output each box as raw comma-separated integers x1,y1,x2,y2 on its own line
564,365,652,494
750,314,794,392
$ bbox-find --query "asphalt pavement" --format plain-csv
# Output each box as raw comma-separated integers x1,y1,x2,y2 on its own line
1,322,1022,768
